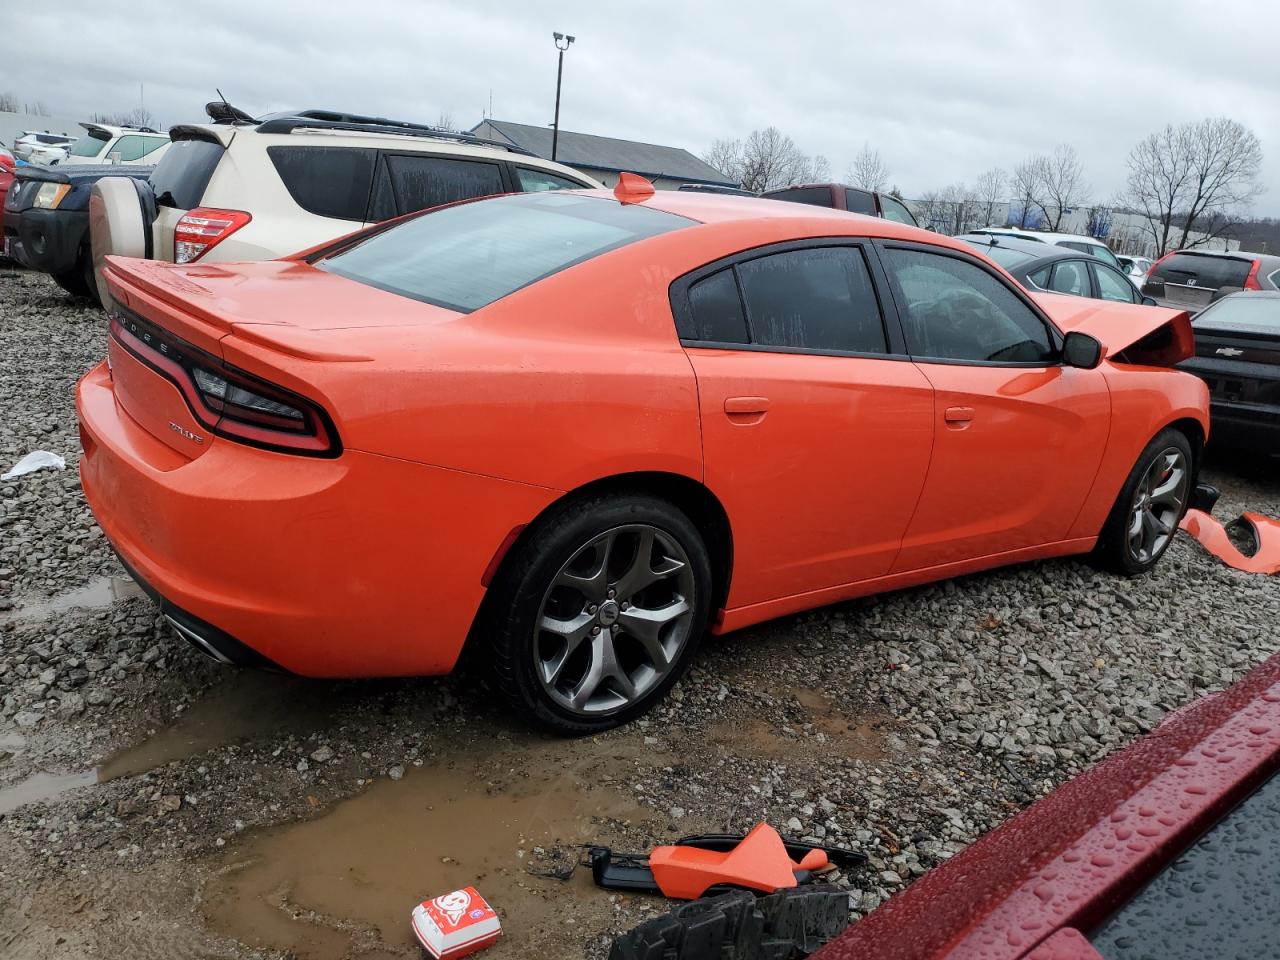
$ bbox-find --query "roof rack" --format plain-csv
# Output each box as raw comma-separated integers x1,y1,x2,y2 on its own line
252,110,537,156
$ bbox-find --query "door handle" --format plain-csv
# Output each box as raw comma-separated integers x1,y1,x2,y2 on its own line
724,396,769,424
725,396,769,415
944,406,975,425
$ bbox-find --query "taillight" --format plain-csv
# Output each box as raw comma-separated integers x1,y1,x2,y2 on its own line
174,207,251,264
1147,250,1176,278
1244,259,1263,291
108,311,340,457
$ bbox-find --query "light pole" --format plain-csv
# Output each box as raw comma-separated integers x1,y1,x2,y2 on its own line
551,32,574,161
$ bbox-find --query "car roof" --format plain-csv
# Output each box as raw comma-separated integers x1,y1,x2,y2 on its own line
1166,248,1280,264
761,182,874,196
1218,289,1280,300
957,233,1081,259
975,227,1107,246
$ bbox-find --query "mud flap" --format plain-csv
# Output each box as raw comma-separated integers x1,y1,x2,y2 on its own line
607,886,850,960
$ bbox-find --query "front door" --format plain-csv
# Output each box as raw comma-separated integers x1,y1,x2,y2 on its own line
875,244,1111,571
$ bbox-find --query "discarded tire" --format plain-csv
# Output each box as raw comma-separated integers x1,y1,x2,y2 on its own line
608,886,849,960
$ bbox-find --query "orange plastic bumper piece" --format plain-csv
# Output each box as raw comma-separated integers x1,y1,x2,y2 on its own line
1179,508,1280,575
648,822,829,900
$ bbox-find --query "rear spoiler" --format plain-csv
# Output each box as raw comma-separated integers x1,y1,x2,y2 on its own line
168,125,235,148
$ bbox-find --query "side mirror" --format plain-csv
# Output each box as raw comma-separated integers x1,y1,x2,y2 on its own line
1141,296,1158,307
1063,331,1103,369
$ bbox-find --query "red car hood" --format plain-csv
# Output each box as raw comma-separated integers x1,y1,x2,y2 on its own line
1031,293,1194,362
816,651,1280,960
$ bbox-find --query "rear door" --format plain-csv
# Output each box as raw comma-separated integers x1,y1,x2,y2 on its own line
675,241,934,607
877,242,1111,570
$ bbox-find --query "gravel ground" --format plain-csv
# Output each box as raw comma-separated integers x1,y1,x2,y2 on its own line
1,265,1278,958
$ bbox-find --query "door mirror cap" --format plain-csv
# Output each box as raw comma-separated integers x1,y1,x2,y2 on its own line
1063,331,1103,369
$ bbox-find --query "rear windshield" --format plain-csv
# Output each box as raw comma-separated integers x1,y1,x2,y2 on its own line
149,138,225,210
317,192,694,312
1152,252,1253,289
765,187,834,207
1193,295,1280,334
966,241,1037,269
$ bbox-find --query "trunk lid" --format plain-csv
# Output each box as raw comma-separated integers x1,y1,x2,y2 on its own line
1031,293,1194,363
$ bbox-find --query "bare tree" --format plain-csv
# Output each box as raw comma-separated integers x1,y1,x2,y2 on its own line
0,91,18,113
25,100,50,116
972,167,1008,228
1010,147,1087,231
847,143,889,192
702,128,827,192
435,110,456,132
124,106,156,129
1124,118,1263,255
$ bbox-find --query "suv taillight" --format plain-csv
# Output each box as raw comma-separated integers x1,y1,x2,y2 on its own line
174,207,251,263
1244,259,1263,291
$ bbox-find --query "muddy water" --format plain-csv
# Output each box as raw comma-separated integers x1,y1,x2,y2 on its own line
0,575,147,624
204,748,653,960
0,672,336,812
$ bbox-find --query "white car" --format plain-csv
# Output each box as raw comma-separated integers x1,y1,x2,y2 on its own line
1117,255,1154,287
12,131,75,165
971,226,1123,270
90,105,602,304
63,122,170,166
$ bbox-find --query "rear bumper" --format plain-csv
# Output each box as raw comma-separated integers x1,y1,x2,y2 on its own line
76,360,559,677
1208,401,1280,453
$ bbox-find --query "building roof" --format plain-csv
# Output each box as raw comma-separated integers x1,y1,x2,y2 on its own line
471,119,735,187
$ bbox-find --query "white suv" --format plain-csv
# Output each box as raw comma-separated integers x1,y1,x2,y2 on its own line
63,122,170,166
90,105,601,303
12,131,75,164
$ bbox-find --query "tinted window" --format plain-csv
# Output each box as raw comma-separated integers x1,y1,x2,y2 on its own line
111,136,165,162
878,194,917,225
515,167,584,192
1193,295,1280,333
765,187,834,207
268,146,376,221
384,154,504,214
682,269,748,343
884,248,1055,364
1152,253,1254,289
1028,266,1051,288
736,247,886,353
845,189,877,214
318,192,691,312
967,242,1038,269
1094,263,1138,303
1049,260,1091,297
150,139,225,210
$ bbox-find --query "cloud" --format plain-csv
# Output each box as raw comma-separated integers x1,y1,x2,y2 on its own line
8,0,1277,212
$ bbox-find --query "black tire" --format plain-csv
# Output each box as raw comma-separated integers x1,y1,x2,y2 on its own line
1093,427,1194,575
484,492,712,735
50,245,101,304
608,886,850,960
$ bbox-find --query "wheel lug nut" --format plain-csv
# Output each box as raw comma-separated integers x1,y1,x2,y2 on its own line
592,626,600,635
588,605,597,614
607,589,616,599
620,601,629,610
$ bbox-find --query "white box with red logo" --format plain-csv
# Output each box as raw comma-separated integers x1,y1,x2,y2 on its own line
411,887,502,959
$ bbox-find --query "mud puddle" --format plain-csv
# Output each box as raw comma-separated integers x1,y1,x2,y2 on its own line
709,687,891,762
0,574,147,624
204,743,658,960
0,671,337,813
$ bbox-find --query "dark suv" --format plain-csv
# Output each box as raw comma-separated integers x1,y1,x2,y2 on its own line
760,182,918,227
1143,249,1280,312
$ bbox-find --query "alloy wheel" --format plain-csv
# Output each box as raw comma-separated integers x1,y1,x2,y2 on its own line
1127,447,1189,564
534,524,696,716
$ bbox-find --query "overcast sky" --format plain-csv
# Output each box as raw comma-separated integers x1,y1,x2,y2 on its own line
9,0,1278,214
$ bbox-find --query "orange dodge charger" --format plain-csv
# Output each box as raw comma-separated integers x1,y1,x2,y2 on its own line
78,183,1209,732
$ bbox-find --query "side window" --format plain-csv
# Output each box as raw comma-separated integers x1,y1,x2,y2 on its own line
681,269,749,343
883,247,1056,364
383,154,504,215
844,189,876,215
515,168,583,192
736,246,887,354
268,146,377,221
878,194,917,226
1093,263,1138,303
110,136,160,162
1028,265,1051,288
1049,260,1092,298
